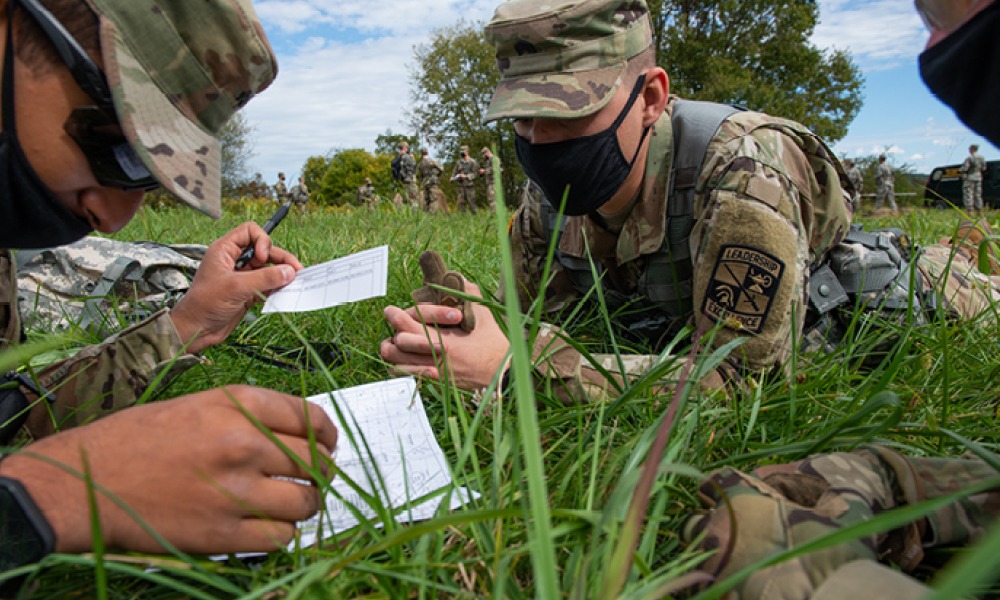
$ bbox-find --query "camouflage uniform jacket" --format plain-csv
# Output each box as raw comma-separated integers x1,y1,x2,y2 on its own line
399,153,417,184
452,157,479,187
1,249,194,438
876,163,894,190
417,157,444,186
480,155,496,183
960,152,986,181
274,180,289,201
507,97,851,402
848,166,864,195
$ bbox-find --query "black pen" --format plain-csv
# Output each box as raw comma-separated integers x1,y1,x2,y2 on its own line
235,201,291,269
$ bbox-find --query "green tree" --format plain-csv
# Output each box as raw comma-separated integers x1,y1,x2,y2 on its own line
301,149,392,206
407,22,521,205
219,112,258,196
653,0,863,142
374,130,418,157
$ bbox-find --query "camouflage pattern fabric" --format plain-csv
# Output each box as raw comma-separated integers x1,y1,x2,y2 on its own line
92,0,278,218
875,162,897,211
960,152,986,212
273,179,289,203
452,156,479,213
16,237,203,333
2,248,197,439
398,152,419,208
506,98,852,402
291,182,310,205
483,0,654,121
682,445,1000,599
917,222,1000,320
479,149,498,210
847,166,863,213
357,183,378,207
417,157,446,213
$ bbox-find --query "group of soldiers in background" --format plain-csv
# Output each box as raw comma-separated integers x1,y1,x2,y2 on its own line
271,171,311,210
391,142,501,213
840,155,899,215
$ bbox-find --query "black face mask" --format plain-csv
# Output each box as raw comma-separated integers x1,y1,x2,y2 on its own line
0,14,92,249
516,75,651,216
919,2,1000,148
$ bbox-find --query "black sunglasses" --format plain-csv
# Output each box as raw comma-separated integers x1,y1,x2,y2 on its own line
15,0,159,191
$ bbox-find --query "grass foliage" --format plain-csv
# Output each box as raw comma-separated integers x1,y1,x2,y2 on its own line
11,199,1000,598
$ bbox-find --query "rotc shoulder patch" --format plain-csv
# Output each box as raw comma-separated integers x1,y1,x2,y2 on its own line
702,244,784,335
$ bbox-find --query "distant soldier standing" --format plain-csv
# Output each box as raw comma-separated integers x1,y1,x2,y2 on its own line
960,144,987,214
479,147,501,210
846,159,864,212
398,142,419,207
290,176,311,210
357,178,379,208
273,172,290,204
417,149,446,213
874,154,898,212
452,146,479,213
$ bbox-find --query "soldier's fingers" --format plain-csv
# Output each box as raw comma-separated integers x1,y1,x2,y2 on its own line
407,304,465,326
379,339,440,370
389,331,444,355
238,264,297,298
254,244,304,271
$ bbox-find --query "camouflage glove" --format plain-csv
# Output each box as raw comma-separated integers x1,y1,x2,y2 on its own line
682,447,925,600
411,251,476,332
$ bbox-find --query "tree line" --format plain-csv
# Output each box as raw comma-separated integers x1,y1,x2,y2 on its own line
205,2,938,209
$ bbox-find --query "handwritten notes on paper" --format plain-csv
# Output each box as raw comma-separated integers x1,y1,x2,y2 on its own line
295,377,476,548
263,245,388,314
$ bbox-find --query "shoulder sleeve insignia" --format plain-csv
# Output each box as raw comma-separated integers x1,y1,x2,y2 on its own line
701,244,784,335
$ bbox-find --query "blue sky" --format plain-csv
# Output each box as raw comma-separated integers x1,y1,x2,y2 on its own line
242,0,998,183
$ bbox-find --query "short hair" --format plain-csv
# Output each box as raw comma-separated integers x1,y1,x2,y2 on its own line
971,144,979,151
399,141,409,150
625,46,656,82
15,0,100,73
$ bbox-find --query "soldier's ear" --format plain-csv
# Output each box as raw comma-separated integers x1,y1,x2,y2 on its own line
641,67,669,127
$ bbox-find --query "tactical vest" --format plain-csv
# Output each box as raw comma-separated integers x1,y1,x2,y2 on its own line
540,100,739,348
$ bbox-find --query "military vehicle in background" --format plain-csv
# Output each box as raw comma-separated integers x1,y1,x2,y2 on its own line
923,160,1000,209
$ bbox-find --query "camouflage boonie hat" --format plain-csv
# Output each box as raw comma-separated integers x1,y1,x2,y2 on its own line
86,0,278,218
483,0,653,122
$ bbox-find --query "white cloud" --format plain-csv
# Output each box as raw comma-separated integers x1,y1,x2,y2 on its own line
246,0,500,178
813,0,927,71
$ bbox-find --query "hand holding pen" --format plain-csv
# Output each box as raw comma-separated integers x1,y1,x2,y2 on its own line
235,202,291,269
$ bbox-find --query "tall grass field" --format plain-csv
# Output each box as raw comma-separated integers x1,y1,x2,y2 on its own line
11,198,1000,598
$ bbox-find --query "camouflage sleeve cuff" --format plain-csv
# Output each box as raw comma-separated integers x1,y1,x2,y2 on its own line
527,324,620,404
31,309,201,433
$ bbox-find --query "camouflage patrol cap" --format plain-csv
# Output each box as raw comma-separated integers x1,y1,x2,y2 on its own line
85,0,278,218
483,0,653,122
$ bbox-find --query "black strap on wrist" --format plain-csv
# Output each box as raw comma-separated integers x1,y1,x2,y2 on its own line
0,476,56,573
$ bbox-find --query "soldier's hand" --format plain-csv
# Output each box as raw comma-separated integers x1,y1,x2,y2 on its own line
410,251,475,331
170,222,303,353
381,280,510,391
0,386,336,554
